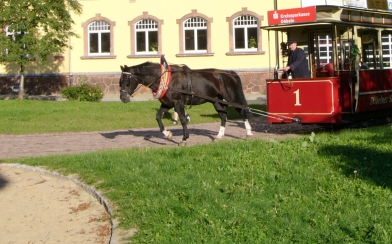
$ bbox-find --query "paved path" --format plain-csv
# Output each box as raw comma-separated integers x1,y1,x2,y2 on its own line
0,117,321,160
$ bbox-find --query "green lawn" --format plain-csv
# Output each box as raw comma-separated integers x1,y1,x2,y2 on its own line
0,100,262,134
1,100,392,243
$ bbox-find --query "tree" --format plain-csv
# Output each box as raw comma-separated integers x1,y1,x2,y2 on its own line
0,0,82,99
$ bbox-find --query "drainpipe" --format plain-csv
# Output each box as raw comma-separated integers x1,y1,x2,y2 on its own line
69,36,73,86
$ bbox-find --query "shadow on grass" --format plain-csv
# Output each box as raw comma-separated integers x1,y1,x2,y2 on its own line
99,126,244,145
318,130,392,189
155,104,267,121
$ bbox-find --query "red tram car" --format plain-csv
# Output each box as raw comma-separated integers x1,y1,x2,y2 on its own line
263,5,392,124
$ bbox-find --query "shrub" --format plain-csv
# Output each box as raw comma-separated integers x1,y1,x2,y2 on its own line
60,83,104,102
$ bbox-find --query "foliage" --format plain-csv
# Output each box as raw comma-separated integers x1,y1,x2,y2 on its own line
349,39,360,70
150,42,158,51
60,83,104,102
0,0,82,66
3,124,392,243
248,37,257,48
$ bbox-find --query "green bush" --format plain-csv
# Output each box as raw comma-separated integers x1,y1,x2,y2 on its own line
60,83,104,102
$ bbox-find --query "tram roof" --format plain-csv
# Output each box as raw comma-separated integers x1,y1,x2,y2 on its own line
262,5,392,32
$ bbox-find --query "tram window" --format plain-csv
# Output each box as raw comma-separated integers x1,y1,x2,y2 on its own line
359,31,380,69
312,34,333,72
382,31,392,69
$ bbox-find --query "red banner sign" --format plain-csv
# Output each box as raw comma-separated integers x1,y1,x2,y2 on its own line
268,6,317,25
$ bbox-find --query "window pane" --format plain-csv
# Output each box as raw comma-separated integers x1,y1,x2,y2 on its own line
197,29,207,50
101,33,110,53
185,30,195,51
89,33,98,53
235,28,245,49
148,31,158,51
136,32,146,52
248,27,257,48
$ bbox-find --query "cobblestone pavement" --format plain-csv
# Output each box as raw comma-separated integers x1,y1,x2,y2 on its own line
0,117,325,160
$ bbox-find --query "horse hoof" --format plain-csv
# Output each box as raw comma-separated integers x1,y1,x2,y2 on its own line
167,131,173,140
246,134,253,139
213,137,222,142
178,141,187,146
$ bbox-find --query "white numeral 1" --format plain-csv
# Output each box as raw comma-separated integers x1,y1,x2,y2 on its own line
294,89,301,106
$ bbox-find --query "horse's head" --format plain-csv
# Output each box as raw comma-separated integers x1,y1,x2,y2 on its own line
119,65,139,103
119,62,161,103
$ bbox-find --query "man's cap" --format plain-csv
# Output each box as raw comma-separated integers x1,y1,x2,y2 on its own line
287,39,297,45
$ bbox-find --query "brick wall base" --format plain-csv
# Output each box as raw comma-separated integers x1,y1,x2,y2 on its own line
0,70,271,96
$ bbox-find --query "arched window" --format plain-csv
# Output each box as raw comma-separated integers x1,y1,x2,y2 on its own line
88,21,110,55
226,8,264,55
128,13,163,58
135,19,158,54
81,14,116,59
183,17,207,52
233,15,258,51
176,10,213,57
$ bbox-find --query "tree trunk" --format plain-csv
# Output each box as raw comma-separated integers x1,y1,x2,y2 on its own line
18,66,25,100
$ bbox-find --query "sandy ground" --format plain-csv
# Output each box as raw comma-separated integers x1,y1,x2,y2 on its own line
0,165,112,244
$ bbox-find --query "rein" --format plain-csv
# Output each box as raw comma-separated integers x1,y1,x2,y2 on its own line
121,70,167,97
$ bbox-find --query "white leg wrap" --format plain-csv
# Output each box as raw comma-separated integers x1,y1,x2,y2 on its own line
216,126,225,139
245,119,253,136
163,130,170,137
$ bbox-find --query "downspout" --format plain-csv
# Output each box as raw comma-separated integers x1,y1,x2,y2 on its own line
69,36,73,86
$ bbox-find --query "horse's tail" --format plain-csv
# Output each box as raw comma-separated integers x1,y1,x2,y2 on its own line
232,71,247,105
230,71,253,121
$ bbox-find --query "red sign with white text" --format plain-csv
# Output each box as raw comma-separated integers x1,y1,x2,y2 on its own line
268,6,317,25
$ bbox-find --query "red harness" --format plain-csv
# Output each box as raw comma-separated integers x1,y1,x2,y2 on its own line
152,64,172,99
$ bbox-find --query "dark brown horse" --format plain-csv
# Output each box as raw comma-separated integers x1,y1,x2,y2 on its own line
119,57,253,146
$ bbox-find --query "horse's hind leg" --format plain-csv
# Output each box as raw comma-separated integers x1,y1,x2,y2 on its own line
156,105,172,140
213,102,227,140
234,107,253,137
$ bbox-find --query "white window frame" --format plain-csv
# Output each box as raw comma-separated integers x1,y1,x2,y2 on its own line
382,33,392,69
88,21,110,56
135,19,158,55
315,35,333,66
183,17,207,53
233,15,258,52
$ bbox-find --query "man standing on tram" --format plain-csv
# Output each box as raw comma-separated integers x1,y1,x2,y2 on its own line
283,39,311,78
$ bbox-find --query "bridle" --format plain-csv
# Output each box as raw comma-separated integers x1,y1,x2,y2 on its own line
120,69,170,97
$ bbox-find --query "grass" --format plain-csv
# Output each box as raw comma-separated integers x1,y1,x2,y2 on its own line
0,100,263,134
1,100,392,243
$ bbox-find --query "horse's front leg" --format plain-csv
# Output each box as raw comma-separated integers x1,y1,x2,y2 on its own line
156,106,172,140
213,102,227,140
174,101,189,146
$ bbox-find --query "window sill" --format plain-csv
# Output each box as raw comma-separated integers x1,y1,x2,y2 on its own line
127,54,162,58
80,55,117,60
226,51,266,56
176,52,214,57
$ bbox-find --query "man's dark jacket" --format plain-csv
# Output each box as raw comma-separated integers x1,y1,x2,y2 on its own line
288,48,310,78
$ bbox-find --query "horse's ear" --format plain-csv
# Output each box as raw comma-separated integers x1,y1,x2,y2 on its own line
120,65,124,71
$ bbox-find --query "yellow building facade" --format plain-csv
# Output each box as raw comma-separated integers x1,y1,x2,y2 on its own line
1,0,302,96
